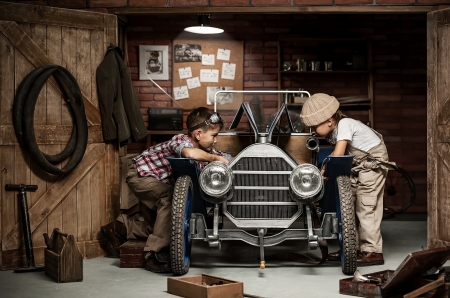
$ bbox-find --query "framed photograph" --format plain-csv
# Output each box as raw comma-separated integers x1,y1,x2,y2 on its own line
139,45,169,80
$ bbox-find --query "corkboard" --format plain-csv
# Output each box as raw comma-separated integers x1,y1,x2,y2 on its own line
172,39,243,110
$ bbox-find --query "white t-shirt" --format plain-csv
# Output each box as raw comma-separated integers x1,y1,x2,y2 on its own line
326,118,381,152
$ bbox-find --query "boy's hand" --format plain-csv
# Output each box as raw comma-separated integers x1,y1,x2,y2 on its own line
216,155,230,164
321,166,328,182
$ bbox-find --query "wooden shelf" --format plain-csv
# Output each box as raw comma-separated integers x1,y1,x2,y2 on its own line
278,36,373,126
281,70,368,74
287,103,370,107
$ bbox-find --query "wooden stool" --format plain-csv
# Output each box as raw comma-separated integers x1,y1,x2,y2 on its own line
119,240,147,268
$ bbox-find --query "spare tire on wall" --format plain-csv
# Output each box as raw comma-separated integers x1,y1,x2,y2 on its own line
13,65,88,175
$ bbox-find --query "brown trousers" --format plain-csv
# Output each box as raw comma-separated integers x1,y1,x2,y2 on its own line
348,133,390,254
116,164,173,252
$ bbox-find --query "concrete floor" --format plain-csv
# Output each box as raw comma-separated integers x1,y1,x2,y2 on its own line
0,214,433,298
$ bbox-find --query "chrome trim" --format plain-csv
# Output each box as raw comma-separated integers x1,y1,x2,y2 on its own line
227,202,298,206
234,186,289,190
232,170,292,175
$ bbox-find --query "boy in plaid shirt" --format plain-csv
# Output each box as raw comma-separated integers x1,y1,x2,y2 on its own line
101,107,231,273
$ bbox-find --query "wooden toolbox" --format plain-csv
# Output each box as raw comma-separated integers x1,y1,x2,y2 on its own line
44,228,83,283
339,246,450,298
119,240,146,268
168,273,244,298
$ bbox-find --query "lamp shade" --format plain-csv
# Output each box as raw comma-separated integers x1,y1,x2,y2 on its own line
184,14,224,34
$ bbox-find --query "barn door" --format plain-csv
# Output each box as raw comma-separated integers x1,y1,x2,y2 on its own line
0,2,119,269
427,8,450,248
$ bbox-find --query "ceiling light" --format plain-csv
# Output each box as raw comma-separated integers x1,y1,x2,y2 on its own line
184,14,224,34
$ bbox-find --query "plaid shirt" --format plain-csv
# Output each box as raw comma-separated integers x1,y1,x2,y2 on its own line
133,134,231,185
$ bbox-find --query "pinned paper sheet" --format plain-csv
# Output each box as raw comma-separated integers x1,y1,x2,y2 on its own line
186,77,201,89
178,67,192,79
221,63,236,80
202,54,215,65
217,49,230,61
200,69,219,83
173,86,189,100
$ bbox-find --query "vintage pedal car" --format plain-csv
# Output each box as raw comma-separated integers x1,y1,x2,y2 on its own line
168,91,357,276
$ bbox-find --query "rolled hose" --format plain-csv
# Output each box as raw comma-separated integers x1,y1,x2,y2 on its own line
13,65,88,175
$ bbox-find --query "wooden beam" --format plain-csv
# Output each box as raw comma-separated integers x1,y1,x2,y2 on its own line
1,143,105,251
108,6,436,15
438,95,450,125
0,2,105,30
437,143,450,173
0,125,104,145
0,20,101,126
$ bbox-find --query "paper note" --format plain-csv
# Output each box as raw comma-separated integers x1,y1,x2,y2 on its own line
178,67,192,79
186,77,201,89
217,49,230,61
200,69,219,83
202,54,215,65
173,86,189,100
221,63,236,80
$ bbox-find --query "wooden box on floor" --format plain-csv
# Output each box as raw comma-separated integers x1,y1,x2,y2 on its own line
167,274,244,298
44,228,83,283
120,240,146,268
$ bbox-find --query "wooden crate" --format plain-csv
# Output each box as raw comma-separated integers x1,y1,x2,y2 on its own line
44,228,83,283
167,274,244,298
120,240,146,268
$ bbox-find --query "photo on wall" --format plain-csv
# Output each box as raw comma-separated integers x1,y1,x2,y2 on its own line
139,45,169,80
174,44,202,63
207,86,234,105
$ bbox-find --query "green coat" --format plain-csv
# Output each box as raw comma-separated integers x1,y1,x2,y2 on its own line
96,45,147,146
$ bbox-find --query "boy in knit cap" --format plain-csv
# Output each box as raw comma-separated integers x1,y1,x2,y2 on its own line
300,93,393,266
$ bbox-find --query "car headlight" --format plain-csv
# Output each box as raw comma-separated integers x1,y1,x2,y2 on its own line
290,163,323,199
199,161,233,197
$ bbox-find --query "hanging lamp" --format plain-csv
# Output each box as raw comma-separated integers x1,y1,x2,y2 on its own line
184,14,224,34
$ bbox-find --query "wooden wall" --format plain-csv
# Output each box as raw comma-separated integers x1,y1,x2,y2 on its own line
0,3,119,270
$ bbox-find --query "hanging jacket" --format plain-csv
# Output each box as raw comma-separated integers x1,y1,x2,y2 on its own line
96,44,147,146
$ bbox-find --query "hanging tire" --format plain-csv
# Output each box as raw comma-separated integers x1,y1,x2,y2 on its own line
170,175,194,276
337,175,357,275
13,65,88,175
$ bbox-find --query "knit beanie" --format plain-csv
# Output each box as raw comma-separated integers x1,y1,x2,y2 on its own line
300,93,340,127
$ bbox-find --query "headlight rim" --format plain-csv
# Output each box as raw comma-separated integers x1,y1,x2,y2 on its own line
289,163,323,199
199,161,233,197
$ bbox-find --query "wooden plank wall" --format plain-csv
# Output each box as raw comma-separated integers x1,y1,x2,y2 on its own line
0,3,119,270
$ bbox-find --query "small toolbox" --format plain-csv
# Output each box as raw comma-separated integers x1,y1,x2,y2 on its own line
148,107,183,130
44,228,83,283
167,273,244,298
339,246,450,298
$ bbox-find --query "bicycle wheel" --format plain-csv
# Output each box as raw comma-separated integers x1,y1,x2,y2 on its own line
383,167,416,218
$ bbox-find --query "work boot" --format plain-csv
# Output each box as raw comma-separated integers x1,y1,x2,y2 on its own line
101,221,127,258
327,250,341,261
328,250,362,262
145,251,172,273
357,252,384,267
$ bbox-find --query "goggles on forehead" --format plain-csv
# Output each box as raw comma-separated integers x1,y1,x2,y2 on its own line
188,112,223,132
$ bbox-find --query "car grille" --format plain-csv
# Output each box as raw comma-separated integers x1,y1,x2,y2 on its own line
226,156,299,219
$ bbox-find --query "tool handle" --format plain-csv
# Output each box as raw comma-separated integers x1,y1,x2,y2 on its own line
5,184,38,192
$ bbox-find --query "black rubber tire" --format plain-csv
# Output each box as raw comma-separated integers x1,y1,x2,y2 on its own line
13,65,88,175
170,175,194,276
337,175,357,275
383,167,416,218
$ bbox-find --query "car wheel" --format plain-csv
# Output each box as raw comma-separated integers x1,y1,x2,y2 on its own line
337,175,357,275
171,175,194,276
